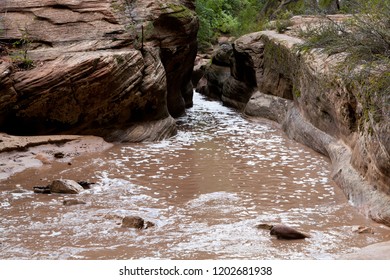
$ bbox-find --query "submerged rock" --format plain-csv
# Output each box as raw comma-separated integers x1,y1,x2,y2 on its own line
50,179,84,194
121,216,155,230
257,223,310,240
121,216,145,229
63,199,86,206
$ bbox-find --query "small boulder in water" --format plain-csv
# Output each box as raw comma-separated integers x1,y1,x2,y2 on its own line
257,223,310,240
121,216,155,230
121,216,145,229
50,179,84,194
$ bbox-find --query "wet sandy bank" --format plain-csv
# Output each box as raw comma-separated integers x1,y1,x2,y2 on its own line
0,133,113,181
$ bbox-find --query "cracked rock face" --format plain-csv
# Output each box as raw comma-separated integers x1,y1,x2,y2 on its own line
0,0,198,141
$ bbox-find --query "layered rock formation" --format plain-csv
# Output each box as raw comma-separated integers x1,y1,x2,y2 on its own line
195,42,257,110
0,0,198,141
195,18,390,226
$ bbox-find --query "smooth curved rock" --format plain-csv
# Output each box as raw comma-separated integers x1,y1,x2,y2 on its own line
257,223,310,240
6,50,147,134
282,106,334,157
106,116,177,142
245,91,292,123
50,179,84,194
270,225,309,240
283,106,390,226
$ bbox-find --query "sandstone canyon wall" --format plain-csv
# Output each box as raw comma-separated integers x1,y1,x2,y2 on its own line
195,19,390,226
0,0,198,142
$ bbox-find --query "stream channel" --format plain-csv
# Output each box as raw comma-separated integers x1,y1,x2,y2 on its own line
1,92,390,259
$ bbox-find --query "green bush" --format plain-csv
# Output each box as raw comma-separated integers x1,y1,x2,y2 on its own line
298,1,390,65
265,9,294,33
297,0,390,125
195,0,389,51
11,29,35,70
196,0,266,50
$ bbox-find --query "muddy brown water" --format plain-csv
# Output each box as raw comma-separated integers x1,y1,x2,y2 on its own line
1,92,390,260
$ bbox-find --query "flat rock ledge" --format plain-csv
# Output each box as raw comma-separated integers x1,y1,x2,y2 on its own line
106,116,177,142
0,133,81,153
338,241,390,260
0,133,113,181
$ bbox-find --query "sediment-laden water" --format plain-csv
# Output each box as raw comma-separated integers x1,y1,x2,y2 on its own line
1,92,389,259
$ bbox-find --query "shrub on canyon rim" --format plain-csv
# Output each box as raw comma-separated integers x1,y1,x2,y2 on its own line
297,0,390,126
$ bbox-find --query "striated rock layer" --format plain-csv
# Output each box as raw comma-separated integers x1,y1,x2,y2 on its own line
0,0,198,141
198,27,390,226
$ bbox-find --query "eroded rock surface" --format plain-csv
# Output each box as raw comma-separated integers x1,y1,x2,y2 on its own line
0,0,198,141
218,27,390,226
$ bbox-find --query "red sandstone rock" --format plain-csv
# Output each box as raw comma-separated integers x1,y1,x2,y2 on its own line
0,0,198,141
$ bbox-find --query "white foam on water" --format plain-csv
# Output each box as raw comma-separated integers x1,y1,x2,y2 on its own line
1,91,386,260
